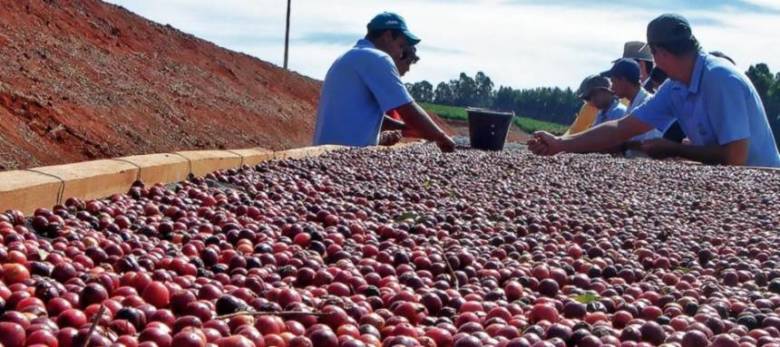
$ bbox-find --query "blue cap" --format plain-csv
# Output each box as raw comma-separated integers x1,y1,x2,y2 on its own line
367,12,420,45
604,58,641,83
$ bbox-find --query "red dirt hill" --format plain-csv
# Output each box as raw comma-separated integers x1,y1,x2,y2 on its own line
0,0,321,170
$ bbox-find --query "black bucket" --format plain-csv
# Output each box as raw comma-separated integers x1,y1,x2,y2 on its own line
467,108,514,151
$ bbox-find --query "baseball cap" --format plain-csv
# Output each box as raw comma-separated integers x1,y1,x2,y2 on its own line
367,12,421,45
603,58,641,83
645,13,693,47
576,75,611,100
616,41,653,62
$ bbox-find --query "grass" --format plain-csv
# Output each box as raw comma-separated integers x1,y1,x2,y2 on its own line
420,102,469,120
513,117,569,135
420,102,568,135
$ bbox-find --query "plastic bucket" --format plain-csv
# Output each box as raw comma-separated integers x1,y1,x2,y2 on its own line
467,108,514,151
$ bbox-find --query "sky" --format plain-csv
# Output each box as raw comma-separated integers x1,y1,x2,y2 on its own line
105,0,780,90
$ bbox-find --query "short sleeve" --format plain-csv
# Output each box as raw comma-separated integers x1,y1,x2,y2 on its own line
353,53,414,113
704,70,750,145
631,83,676,132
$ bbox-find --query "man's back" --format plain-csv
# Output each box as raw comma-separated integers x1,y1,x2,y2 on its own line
313,39,412,147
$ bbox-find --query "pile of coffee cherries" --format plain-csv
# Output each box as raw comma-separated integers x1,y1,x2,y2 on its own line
1,145,779,347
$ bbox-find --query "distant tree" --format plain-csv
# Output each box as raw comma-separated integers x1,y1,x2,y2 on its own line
474,72,494,107
452,73,477,107
409,81,434,103
493,86,515,112
509,87,579,124
434,82,454,105
746,63,780,147
747,64,774,103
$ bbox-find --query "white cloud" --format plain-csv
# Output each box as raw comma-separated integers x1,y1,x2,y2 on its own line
107,0,780,89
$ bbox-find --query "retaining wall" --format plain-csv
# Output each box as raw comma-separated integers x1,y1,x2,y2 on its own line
0,145,345,215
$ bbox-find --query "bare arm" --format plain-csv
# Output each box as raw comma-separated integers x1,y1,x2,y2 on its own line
529,115,652,155
394,102,455,152
529,113,750,166
642,138,749,165
561,116,651,153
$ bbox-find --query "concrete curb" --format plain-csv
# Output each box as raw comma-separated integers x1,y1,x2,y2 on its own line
0,145,344,215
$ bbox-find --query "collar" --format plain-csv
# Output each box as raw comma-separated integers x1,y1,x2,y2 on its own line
355,39,375,49
687,52,707,94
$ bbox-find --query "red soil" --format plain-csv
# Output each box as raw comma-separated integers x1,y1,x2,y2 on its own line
0,0,321,170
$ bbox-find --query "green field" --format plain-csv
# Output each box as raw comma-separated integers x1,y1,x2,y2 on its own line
420,102,568,135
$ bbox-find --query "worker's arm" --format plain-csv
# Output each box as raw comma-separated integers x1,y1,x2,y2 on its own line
394,102,455,152
640,138,749,165
382,116,406,131
528,115,652,156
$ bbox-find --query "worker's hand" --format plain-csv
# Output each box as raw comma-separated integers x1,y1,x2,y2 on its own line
435,134,456,153
640,138,681,159
528,131,564,156
378,131,402,147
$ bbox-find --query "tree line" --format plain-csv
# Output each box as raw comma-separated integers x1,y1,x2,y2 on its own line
406,72,582,125
408,67,780,144
745,64,780,144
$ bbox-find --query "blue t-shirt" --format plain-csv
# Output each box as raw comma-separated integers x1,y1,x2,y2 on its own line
632,53,780,167
593,99,626,126
313,39,414,147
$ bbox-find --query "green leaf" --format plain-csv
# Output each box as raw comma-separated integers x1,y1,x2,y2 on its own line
574,292,599,304
395,212,418,222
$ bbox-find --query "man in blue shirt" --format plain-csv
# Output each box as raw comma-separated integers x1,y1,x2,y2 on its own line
313,12,455,152
576,74,626,127
604,59,662,157
529,14,780,167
